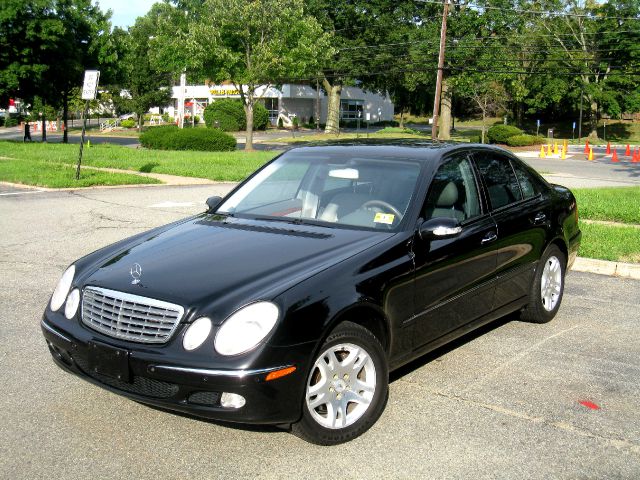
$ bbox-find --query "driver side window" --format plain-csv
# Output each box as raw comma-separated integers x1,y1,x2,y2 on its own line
423,156,481,222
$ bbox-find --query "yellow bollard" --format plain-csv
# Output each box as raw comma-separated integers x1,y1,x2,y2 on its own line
547,144,553,156
539,145,546,158
563,139,568,150
554,142,559,155
87,139,91,148
588,146,594,161
561,144,566,160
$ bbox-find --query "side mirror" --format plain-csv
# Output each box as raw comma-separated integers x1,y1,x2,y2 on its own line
206,195,223,211
418,217,462,240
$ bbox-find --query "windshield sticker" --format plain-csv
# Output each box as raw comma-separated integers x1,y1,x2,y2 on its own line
374,213,395,225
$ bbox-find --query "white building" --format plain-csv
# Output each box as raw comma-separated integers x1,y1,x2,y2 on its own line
161,83,394,126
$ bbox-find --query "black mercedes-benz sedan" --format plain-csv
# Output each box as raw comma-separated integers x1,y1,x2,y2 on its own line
42,142,581,445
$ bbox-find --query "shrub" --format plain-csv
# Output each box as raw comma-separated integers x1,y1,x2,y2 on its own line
487,125,523,144
4,116,18,128
292,116,299,129
203,99,244,131
253,102,269,130
505,134,546,147
372,120,399,127
278,117,284,129
140,125,236,151
120,119,136,128
0,116,4,127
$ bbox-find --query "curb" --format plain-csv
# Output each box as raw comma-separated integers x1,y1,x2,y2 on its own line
572,257,640,280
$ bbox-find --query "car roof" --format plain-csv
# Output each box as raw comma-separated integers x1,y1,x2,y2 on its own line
287,140,511,163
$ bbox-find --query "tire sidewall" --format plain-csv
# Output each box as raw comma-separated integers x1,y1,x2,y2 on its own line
295,322,389,445
535,245,566,322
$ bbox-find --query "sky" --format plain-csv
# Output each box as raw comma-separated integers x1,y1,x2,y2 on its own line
95,0,157,29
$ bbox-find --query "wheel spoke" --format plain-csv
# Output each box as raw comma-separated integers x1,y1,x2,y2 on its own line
344,389,369,406
340,346,360,369
307,392,328,410
333,401,347,428
353,378,375,394
308,374,328,396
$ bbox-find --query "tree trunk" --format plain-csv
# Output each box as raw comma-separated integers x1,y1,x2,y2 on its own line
41,107,47,143
245,101,254,151
399,109,405,129
322,78,342,134
138,112,143,132
515,102,523,128
588,100,598,140
438,78,452,140
481,111,486,144
63,92,69,143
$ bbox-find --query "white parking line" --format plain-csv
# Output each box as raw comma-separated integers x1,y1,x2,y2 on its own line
0,190,46,196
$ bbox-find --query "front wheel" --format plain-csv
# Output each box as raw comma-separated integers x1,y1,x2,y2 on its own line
520,245,566,324
292,321,388,445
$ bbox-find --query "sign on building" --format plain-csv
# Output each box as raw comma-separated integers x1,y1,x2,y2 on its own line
81,70,100,100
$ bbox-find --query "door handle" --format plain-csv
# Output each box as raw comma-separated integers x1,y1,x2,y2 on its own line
532,212,547,225
481,231,497,244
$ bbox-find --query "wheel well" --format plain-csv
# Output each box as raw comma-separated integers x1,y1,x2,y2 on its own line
331,306,390,354
550,238,568,262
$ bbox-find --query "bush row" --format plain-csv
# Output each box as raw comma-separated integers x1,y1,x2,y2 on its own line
505,134,546,147
139,125,236,151
486,125,524,144
203,99,269,131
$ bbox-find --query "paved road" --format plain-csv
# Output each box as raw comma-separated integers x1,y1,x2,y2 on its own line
1,185,639,479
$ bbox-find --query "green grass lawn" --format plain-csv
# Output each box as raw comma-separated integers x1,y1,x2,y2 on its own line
0,141,279,184
578,222,640,263
0,157,159,188
574,186,640,224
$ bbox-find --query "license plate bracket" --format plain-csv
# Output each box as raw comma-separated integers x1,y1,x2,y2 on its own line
87,341,130,382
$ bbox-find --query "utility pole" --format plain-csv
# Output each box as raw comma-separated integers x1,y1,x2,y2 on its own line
431,0,450,141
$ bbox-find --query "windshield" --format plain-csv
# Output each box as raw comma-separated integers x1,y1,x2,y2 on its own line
217,151,422,230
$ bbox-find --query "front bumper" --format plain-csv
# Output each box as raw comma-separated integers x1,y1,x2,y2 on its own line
41,316,313,425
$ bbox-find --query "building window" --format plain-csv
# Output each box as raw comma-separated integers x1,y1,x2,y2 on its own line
263,98,279,121
340,99,364,119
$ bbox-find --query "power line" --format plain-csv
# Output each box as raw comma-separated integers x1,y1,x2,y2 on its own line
414,0,640,22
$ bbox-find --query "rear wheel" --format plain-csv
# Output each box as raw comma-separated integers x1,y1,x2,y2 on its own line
520,245,566,324
292,321,388,445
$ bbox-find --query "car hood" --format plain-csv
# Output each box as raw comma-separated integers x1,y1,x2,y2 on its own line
81,213,391,322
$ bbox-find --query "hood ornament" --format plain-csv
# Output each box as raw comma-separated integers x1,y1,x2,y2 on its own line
130,263,142,285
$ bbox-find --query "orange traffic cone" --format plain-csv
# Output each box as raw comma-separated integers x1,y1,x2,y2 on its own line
539,145,546,158
612,149,619,162
633,147,640,163
588,147,594,161
584,139,590,154
625,144,631,156
606,142,611,154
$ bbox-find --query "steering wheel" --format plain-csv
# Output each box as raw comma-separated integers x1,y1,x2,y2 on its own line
361,200,403,227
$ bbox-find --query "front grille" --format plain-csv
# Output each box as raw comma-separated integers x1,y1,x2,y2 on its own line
81,286,184,344
188,391,221,406
74,355,179,399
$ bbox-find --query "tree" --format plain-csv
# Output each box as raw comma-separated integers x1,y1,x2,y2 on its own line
116,10,172,132
0,0,119,142
456,76,508,143
153,0,331,150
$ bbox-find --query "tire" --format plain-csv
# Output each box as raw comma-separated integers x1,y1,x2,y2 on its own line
520,244,566,324
292,321,388,445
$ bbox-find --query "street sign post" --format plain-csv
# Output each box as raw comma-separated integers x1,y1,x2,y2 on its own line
572,121,576,141
536,119,541,136
77,70,100,180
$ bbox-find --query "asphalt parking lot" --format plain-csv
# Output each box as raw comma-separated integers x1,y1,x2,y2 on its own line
1,184,639,479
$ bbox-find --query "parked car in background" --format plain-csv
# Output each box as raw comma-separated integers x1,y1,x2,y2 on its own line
41,141,581,445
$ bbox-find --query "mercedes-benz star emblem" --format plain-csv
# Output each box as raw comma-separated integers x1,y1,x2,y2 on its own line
130,263,142,285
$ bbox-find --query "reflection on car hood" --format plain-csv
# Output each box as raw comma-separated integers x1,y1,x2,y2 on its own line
82,213,391,319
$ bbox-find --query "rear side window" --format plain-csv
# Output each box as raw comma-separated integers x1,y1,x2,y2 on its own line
474,152,522,209
510,160,541,199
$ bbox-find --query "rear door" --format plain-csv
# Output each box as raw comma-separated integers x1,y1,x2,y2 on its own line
471,151,551,309
411,153,498,349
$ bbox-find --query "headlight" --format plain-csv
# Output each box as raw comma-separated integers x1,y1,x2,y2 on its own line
50,265,75,312
64,289,80,319
214,302,279,356
183,317,212,351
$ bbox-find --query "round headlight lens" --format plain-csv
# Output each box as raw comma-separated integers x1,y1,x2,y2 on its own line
50,265,75,312
183,317,212,351
214,302,279,356
64,289,80,319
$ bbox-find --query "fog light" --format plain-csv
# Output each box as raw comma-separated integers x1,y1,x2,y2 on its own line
64,289,80,319
220,392,246,409
183,317,212,351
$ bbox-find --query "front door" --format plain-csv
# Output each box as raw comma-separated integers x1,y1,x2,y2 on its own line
411,153,498,350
